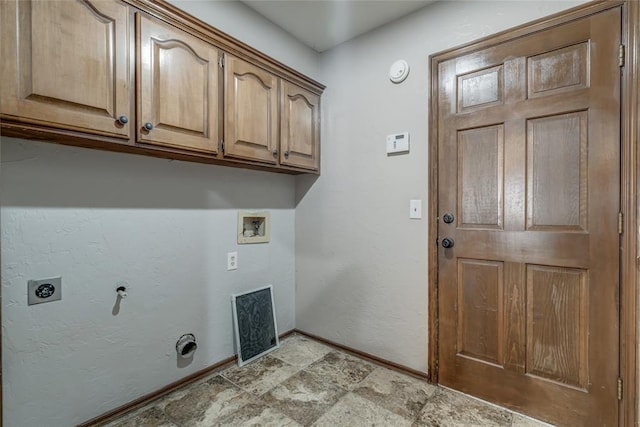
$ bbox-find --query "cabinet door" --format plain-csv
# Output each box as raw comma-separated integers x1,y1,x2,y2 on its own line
137,15,219,153
224,55,279,164
0,0,131,138
280,81,320,171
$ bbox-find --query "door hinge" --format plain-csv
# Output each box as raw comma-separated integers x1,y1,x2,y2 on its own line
218,56,225,68
619,45,625,67
618,377,623,400
220,139,225,152
618,212,623,234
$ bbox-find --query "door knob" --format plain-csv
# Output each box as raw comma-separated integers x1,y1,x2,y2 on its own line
117,115,128,125
441,238,454,248
442,213,454,224
143,122,153,131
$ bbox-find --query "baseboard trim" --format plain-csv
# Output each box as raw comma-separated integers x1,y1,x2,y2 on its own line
293,329,429,381
79,329,296,427
77,355,237,427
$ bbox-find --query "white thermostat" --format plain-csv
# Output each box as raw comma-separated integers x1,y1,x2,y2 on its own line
389,59,410,83
386,132,410,154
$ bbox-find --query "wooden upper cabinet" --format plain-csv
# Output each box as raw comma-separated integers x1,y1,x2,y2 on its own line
280,81,320,171
0,0,131,138
137,14,219,154
0,0,323,173
224,55,279,164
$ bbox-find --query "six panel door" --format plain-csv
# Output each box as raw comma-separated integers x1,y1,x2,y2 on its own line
437,8,621,426
224,55,279,164
0,0,131,138
280,81,320,171
137,14,219,153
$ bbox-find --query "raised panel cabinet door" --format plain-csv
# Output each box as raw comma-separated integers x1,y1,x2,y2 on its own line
280,81,320,171
0,0,131,138
137,14,219,154
224,55,278,164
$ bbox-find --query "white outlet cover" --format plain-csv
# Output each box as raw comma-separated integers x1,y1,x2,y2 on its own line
227,252,238,271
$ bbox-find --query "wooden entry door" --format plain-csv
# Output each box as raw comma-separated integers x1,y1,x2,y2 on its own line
435,7,621,426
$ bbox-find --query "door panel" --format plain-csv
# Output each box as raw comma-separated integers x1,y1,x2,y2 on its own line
437,8,620,426
457,125,504,229
525,265,588,389
0,0,131,137
457,65,504,112
457,259,504,366
137,14,219,153
527,43,589,98
526,112,588,231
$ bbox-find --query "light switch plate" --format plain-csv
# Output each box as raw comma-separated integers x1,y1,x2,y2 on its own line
410,199,422,219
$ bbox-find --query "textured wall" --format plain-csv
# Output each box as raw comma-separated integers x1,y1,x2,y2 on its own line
167,0,321,81
1,2,319,425
295,0,587,373
1,139,295,425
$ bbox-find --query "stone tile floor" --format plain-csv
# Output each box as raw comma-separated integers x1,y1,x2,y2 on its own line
104,334,552,427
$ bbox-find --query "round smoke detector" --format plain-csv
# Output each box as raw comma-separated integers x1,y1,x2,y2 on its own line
389,59,410,84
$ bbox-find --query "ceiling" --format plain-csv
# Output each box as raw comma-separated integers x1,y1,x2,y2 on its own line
240,0,436,52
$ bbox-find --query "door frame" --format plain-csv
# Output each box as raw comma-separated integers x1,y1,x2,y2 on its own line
427,1,640,425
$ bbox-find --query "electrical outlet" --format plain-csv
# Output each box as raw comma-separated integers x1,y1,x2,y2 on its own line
227,252,238,270
28,277,62,305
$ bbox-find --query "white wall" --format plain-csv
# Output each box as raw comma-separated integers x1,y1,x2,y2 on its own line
295,0,587,373
1,139,295,426
167,0,321,81
1,2,320,425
